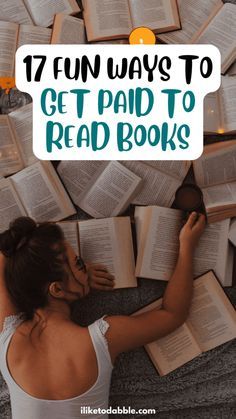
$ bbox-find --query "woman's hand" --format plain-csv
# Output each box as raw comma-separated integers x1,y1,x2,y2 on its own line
87,263,115,291
63,242,114,293
179,212,206,254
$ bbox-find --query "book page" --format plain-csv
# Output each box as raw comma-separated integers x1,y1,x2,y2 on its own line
129,0,180,32
90,39,129,45
0,0,33,25
203,182,236,210
57,160,105,203
78,161,141,218
146,324,201,375
8,104,37,167
10,162,72,222
0,21,18,77
227,61,236,76
219,76,236,133
57,221,80,254
224,244,234,287
193,4,236,73
122,161,180,207
82,0,132,41
204,91,221,133
79,217,137,288
25,0,80,27
158,0,222,44
187,272,236,352
221,45,236,75
17,25,52,48
193,219,230,286
134,299,201,375
0,116,23,177
134,206,150,249
146,160,190,180
51,15,86,44
112,217,137,288
0,178,27,233
135,206,182,280
229,218,236,246
40,161,76,217
135,206,230,285
79,218,115,276
193,143,236,187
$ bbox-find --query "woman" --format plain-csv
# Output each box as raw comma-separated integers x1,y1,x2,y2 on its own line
0,213,205,419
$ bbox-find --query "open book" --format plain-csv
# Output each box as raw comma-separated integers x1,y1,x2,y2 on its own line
0,161,76,232
0,20,51,77
121,160,191,207
0,0,80,28
193,141,236,223
158,0,223,44
0,104,37,177
134,271,236,376
57,161,142,218
82,0,180,42
51,14,86,44
135,205,234,286
57,217,137,289
204,76,236,134
191,3,236,74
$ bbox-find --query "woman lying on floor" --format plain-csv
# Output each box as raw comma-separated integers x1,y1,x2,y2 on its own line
0,213,205,419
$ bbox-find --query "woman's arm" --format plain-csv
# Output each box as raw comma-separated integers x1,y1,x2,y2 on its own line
0,253,19,331
105,213,206,362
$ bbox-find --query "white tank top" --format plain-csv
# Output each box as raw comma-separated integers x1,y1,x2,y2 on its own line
0,314,113,419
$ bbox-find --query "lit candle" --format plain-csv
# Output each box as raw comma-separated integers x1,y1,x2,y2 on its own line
129,27,156,45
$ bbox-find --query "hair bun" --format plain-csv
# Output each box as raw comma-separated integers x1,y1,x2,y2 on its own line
0,217,37,256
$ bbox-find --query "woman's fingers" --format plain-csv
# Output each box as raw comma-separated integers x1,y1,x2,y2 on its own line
192,213,206,231
88,263,114,280
93,283,115,291
185,212,206,231
93,276,115,287
88,262,115,290
186,212,198,228
92,270,114,280
89,273,115,286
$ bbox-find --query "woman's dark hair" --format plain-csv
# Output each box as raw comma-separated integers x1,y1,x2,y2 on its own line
0,217,67,319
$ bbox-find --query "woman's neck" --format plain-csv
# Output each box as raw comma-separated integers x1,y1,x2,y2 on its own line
34,299,71,323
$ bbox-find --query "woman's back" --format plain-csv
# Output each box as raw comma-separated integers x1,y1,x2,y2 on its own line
0,214,206,418
0,314,113,419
